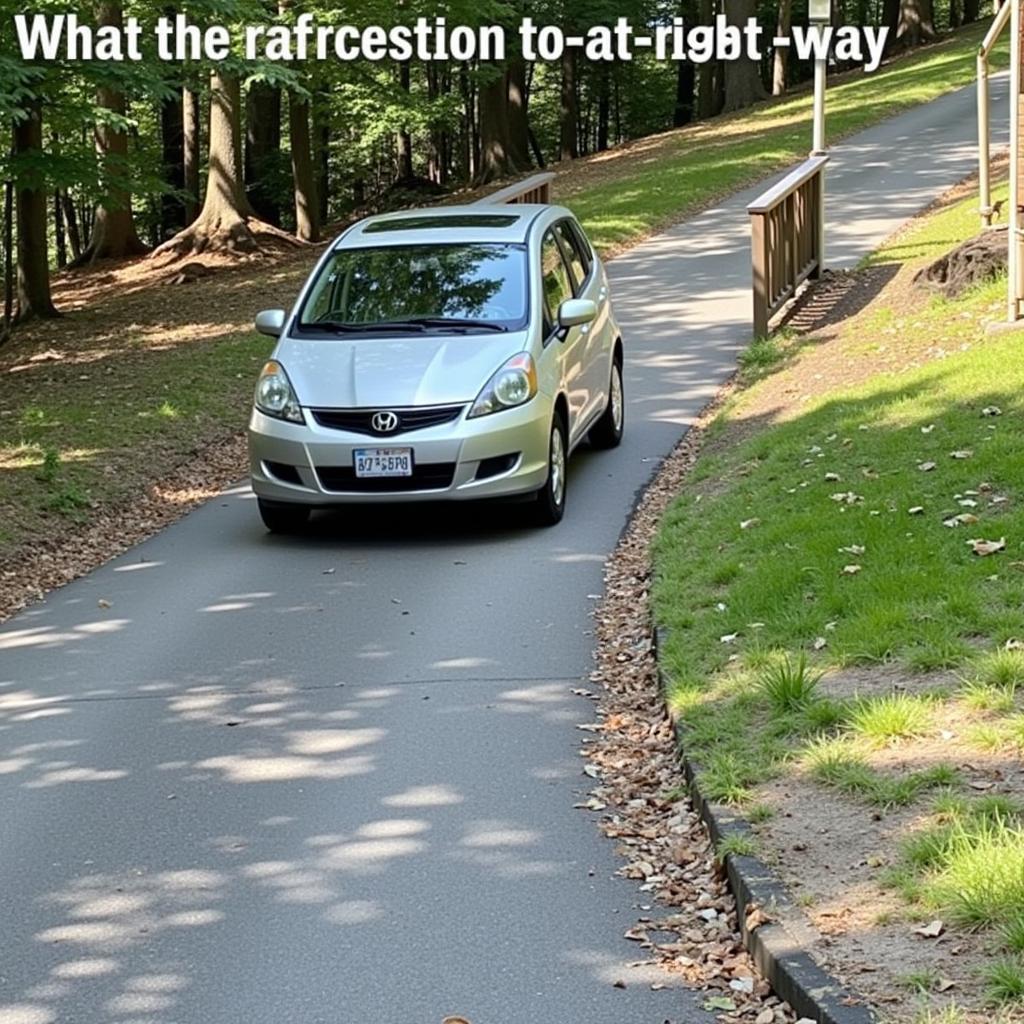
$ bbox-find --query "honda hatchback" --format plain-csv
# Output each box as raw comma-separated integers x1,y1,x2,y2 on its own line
248,203,624,532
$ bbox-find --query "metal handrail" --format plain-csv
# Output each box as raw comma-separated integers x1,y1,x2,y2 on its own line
748,156,829,339
474,172,555,206
978,1,1011,225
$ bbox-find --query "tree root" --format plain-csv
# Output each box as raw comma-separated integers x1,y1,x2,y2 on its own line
151,210,306,263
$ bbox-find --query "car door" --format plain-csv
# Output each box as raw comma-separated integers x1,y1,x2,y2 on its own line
554,219,611,429
540,228,589,444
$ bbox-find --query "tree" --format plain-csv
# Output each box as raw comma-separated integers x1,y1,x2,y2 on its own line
13,97,58,321
896,0,937,47
182,85,200,224
78,0,148,262
773,0,792,95
155,72,296,257
722,0,766,112
559,50,578,161
289,91,319,241
245,80,282,223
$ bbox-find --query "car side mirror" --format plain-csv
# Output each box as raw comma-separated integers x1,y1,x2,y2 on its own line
255,309,286,338
558,298,597,330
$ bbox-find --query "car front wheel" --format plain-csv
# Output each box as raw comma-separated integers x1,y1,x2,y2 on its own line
258,498,311,534
589,356,624,449
531,415,568,526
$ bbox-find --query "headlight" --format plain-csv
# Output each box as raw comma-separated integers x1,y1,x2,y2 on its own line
255,360,303,423
468,354,538,419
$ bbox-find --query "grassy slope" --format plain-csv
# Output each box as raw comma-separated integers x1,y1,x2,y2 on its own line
0,21,1005,563
651,184,1024,1014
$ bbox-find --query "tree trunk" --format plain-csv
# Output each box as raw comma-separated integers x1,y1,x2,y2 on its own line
314,95,329,223
245,81,281,225
182,85,201,225
559,49,578,161
77,0,147,261
154,73,294,258
62,191,82,261
2,169,13,337
54,191,68,268
697,0,715,118
506,56,531,169
161,86,185,238
963,0,979,21
674,60,696,126
722,0,767,112
596,67,610,150
13,100,58,321
896,0,936,46
773,0,792,95
396,60,414,182
478,64,516,183
289,92,319,242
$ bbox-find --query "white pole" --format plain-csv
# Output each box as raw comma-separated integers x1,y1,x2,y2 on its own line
812,57,826,156
1010,0,1021,321
978,49,992,226
811,50,827,274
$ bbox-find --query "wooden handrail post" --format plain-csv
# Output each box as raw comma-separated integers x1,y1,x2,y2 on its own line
747,155,829,339
751,213,769,339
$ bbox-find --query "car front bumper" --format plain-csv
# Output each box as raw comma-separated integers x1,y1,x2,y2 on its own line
248,400,551,506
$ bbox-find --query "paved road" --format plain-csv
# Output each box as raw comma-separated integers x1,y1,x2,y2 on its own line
0,79,1007,1024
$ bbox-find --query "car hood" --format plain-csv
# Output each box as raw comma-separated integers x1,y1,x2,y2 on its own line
275,332,529,409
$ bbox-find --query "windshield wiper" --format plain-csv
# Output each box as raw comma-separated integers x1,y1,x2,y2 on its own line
382,316,509,333
308,320,429,333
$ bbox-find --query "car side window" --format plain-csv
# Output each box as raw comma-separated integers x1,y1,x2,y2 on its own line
568,220,593,269
541,229,574,334
554,221,589,293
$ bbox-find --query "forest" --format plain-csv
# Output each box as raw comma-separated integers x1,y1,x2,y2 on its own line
0,0,983,341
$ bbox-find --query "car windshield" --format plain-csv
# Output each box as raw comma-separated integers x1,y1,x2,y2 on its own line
298,242,527,333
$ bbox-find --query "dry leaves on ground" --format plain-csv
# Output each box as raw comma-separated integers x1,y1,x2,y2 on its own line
584,384,797,1024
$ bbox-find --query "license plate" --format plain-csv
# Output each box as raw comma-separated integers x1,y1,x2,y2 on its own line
353,448,413,478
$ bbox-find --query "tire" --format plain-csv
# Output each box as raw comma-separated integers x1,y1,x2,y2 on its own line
589,355,624,450
531,415,568,527
258,498,311,534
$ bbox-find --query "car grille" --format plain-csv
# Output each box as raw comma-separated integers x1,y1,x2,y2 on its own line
316,463,457,493
311,405,465,437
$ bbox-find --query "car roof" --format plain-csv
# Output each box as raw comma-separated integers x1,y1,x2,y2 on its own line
335,203,570,249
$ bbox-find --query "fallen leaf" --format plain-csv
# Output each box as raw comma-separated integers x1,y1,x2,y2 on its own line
720,633,739,644
908,506,925,516
702,996,736,1011
950,450,973,460
914,919,945,938
918,461,937,472
937,978,957,992
756,1011,775,1024
982,406,1002,417
943,513,979,528
97,598,112,609
967,537,1006,556
612,979,626,989
814,636,828,650
824,472,841,482
842,564,862,575
839,544,865,555
729,977,755,994
740,518,760,530
921,424,935,434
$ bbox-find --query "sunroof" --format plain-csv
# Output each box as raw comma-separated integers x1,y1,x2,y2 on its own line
364,214,520,233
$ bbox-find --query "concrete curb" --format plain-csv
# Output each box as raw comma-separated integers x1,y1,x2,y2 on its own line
653,625,878,1024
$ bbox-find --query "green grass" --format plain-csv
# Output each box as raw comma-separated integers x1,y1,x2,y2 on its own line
650,115,1024,1017
848,693,933,745
563,23,1004,253
757,653,822,713
716,832,759,862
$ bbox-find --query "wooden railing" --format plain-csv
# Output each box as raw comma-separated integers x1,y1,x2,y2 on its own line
748,155,828,339
474,171,555,206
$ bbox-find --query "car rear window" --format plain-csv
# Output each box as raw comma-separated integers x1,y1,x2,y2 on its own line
298,243,529,332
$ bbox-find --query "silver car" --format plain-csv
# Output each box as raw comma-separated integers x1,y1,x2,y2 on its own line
248,203,624,532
